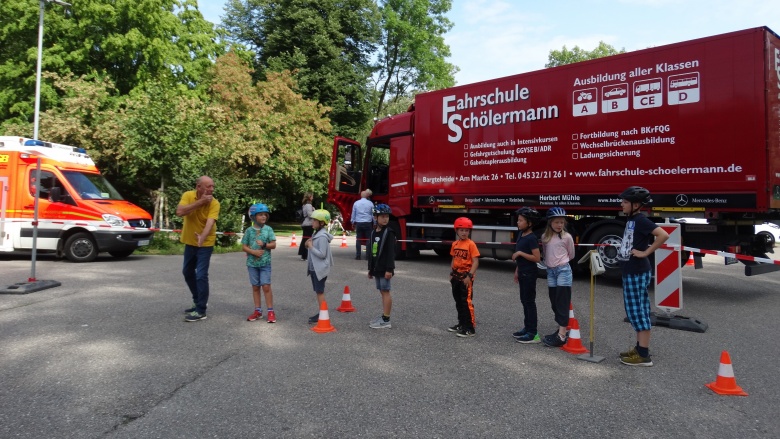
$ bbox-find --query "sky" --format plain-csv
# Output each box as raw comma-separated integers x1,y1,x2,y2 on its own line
199,0,780,86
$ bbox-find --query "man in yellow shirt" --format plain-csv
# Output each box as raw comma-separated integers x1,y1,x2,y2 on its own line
176,176,220,322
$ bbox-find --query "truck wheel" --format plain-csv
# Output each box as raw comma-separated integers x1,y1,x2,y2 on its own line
64,232,98,262
589,224,625,281
109,250,135,258
757,231,775,248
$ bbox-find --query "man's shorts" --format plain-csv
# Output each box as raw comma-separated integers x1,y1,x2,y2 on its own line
247,264,271,287
622,271,653,332
374,276,392,292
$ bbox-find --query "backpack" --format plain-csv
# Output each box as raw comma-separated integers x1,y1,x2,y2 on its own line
295,208,304,222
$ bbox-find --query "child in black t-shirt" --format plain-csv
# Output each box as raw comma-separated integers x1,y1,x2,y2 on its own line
511,207,542,343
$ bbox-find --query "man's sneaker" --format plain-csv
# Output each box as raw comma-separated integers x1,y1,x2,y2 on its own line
541,332,567,347
516,332,541,344
447,324,462,333
512,328,529,339
369,316,391,329
455,328,475,338
184,311,207,322
267,310,276,323
184,303,197,313
308,314,319,324
620,351,653,367
247,309,262,321
619,346,638,359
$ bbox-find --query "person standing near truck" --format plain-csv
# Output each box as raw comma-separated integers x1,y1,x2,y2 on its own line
617,186,669,367
540,207,575,347
351,189,374,260
511,207,542,344
367,204,396,329
298,192,315,261
177,176,220,322
447,217,480,338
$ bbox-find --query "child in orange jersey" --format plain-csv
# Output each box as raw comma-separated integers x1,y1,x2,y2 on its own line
447,217,480,338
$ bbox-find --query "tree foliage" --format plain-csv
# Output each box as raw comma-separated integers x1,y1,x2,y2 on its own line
545,41,625,68
373,0,456,117
223,0,380,139
0,0,224,128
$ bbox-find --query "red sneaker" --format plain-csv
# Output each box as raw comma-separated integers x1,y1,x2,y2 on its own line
267,310,276,323
247,309,262,321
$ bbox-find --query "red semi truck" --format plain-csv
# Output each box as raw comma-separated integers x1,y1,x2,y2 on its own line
327,27,780,279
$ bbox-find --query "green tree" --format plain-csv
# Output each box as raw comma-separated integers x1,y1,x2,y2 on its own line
545,41,625,68
373,0,457,118
0,0,224,130
222,0,380,139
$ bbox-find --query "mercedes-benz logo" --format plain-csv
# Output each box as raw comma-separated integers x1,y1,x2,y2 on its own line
428,196,436,205
675,194,688,206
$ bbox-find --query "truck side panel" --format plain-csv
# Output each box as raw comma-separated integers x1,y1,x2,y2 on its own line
767,30,780,210
413,28,774,213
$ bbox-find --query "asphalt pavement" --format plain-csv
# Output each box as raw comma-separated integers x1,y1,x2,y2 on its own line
1,236,779,438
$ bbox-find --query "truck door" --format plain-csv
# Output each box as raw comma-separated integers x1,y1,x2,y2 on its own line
388,136,412,215
329,137,363,225
0,176,9,251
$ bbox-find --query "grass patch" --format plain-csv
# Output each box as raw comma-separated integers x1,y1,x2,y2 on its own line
136,223,302,256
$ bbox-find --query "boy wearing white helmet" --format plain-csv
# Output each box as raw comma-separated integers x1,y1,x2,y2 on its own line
242,203,278,323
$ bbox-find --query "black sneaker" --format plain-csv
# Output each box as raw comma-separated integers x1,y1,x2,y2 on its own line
184,311,207,322
512,328,529,339
184,304,196,313
455,328,475,338
516,332,541,344
447,324,462,333
308,314,319,324
541,332,566,347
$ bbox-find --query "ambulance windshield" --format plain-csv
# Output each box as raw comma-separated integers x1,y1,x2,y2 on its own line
62,171,124,200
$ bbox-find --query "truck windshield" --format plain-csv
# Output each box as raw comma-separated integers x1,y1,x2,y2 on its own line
62,171,124,200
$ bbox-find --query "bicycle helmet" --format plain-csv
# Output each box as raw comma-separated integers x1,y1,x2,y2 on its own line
546,206,567,219
310,209,331,224
373,204,392,215
515,207,541,223
619,186,652,204
454,217,473,229
248,203,270,218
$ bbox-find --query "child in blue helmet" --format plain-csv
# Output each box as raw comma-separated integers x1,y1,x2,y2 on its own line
367,204,396,329
540,207,575,348
242,203,278,323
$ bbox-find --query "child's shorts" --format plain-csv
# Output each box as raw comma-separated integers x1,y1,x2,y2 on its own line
546,264,572,287
308,269,327,293
247,264,271,286
622,271,653,331
374,276,392,292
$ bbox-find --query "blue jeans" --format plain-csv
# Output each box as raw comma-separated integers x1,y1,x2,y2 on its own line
183,245,214,314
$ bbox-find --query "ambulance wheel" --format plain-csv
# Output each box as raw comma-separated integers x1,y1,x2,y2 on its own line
64,232,98,262
109,250,135,258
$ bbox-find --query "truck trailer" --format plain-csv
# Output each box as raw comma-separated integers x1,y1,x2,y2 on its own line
327,27,780,279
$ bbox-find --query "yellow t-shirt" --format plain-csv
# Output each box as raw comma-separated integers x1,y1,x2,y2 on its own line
179,190,220,247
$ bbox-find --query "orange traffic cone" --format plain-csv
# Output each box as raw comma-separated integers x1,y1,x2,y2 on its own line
685,253,694,266
336,285,356,312
290,233,298,247
311,300,336,333
566,302,575,331
340,233,348,248
705,351,748,396
561,318,589,354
